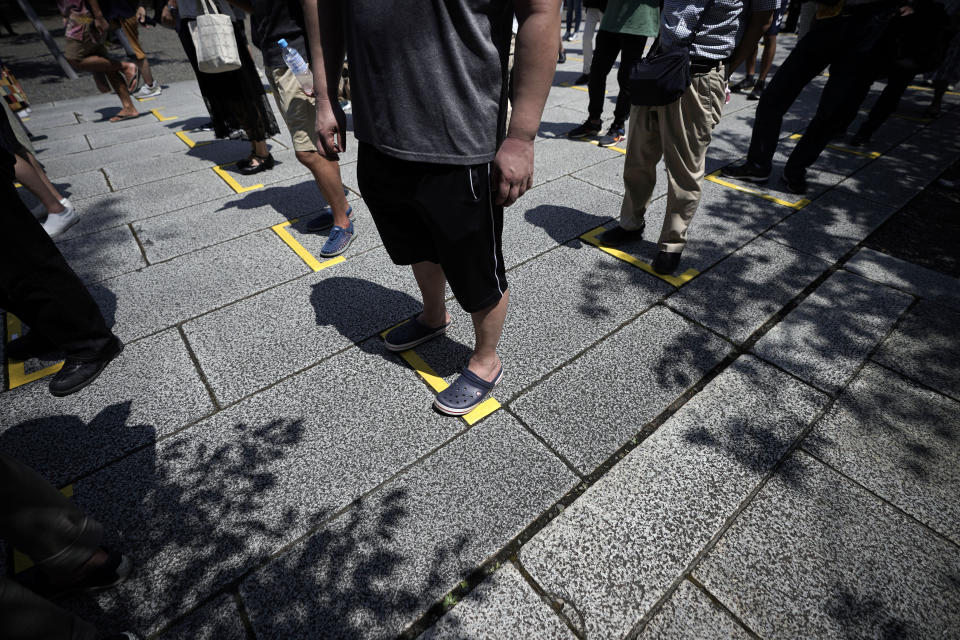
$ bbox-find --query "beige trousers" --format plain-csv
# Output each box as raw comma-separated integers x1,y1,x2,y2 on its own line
619,67,726,253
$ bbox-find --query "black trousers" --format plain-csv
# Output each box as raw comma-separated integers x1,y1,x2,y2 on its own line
746,12,891,174
856,66,916,138
0,178,114,360
588,30,648,123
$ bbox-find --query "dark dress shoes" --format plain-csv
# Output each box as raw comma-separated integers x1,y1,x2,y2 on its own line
49,336,123,397
652,250,683,275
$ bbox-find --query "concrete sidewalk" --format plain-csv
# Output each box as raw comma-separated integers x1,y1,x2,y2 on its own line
2,34,960,639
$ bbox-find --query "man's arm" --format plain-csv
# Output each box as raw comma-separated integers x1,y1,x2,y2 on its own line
495,0,560,206
87,0,109,34
301,0,346,156
725,10,774,78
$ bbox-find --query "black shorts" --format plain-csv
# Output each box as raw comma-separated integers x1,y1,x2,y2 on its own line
357,142,508,313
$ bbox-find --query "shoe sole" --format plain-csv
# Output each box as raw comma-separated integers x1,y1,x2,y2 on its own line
597,137,624,147
567,131,600,140
49,341,123,398
45,213,80,238
722,171,769,184
318,229,357,258
433,369,504,416
46,554,133,600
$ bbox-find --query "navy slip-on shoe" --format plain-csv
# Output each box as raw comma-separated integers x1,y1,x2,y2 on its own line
384,317,451,352
434,366,503,416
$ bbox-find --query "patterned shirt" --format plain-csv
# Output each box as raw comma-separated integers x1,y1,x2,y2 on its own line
660,0,781,59
57,0,91,41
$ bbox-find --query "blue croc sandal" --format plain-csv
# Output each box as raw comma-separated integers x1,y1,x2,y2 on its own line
384,317,451,351
434,366,503,416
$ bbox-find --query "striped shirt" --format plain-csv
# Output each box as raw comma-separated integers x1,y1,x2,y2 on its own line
660,0,781,60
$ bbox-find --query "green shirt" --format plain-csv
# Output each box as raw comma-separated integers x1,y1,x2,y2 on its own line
599,0,660,37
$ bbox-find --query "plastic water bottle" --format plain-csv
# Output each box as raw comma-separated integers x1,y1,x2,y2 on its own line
278,39,314,94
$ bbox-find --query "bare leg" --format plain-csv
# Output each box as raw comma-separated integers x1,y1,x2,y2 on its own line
757,35,777,81
468,290,509,382
745,42,760,77
14,154,64,213
25,152,64,206
136,57,154,86
296,150,350,228
72,56,137,116
252,139,269,157
411,262,450,328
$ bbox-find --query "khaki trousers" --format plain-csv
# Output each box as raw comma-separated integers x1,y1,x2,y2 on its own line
619,67,726,253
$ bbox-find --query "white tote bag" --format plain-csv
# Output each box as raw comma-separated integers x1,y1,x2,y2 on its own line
188,0,241,74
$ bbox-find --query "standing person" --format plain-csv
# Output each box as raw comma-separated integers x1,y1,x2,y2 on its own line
0,453,140,640
102,0,163,98
722,1,904,194
728,1,785,100
598,0,739,275
0,122,123,396
304,0,559,416
924,0,960,116
58,0,140,122
574,0,607,84
162,0,281,174
565,0,583,40
235,0,355,257
565,0,659,146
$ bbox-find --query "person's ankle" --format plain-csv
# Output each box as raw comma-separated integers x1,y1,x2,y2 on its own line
467,353,502,382
47,202,66,214
418,310,449,329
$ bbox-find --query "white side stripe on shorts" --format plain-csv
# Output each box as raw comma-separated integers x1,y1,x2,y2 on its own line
486,162,505,296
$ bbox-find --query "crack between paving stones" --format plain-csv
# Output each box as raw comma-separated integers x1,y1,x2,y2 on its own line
129,222,151,267
684,576,764,640
176,325,222,410
230,590,260,640
511,556,589,640
503,406,587,480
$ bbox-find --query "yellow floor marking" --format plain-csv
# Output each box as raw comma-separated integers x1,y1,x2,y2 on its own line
5,314,63,390
213,162,263,194
14,182,22,188
150,108,176,122
379,321,502,425
890,113,933,123
589,139,626,154
705,170,811,210
270,220,344,272
135,96,157,103
175,130,211,149
906,84,960,96
14,485,74,573
788,133,882,159
580,227,699,287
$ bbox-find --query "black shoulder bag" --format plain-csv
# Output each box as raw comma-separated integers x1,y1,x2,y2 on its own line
629,0,717,106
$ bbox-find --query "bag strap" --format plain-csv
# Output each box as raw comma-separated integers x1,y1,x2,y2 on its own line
199,0,220,15
680,0,719,47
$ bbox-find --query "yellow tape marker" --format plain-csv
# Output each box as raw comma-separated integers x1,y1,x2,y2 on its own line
906,84,960,96
5,314,63,390
135,96,157,103
175,130,212,149
14,485,75,573
788,133,882,159
379,321,502,425
150,108,176,122
580,227,699,287
14,182,22,188
705,170,811,210
589,139,626,155
213,163,263,194
270,220,344,272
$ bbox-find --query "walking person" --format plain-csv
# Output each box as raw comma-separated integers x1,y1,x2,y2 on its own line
305,0,559,416
574,0,607,84
232,0,356,257
58,0,140,122
0,453,140,640
723,0,907,194
728,0,786,100
104,0,163,98
162,0,281,174
565,0,583,40
598,0,740,275
566,0,659,146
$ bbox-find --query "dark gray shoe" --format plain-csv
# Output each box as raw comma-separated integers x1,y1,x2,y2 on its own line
48,337,123,397
652,250,682,275
384,317,451,352
598,224,644,246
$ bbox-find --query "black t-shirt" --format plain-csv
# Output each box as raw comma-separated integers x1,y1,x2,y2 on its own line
251,0,309,69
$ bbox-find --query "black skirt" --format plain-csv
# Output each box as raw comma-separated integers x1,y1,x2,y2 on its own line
177,18,280,141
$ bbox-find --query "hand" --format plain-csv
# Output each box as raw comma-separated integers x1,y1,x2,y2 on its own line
898,5,914,15
161,6,175,27
491,136,534,207
94,15,109,33
315,97,346,156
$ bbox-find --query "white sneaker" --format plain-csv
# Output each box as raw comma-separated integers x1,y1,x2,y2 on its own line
41,202,78,238
135,82,162,99
30,197,71,220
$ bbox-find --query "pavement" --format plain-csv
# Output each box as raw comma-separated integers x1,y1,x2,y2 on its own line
3,25,960,640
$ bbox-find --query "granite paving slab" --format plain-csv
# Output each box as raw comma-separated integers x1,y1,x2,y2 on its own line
240,412,577,639
282,197,382,260
414,240,672,404
638,581,752,640
763,189,897,262
695,452,960,640
69,339,464,635
708,158,847,205
30,132,91,156
538,104,586,141
835,158,930,209
89,229,309,341
844,248,960,310
52,168,113,201
752,270,913,394
519,356,828,639
59,169,236,240
804,363,960,544
101,147,230,192
873,300,960,401
420,563,574,640
666,236,830,344
21,110,82,131
41,132,187,179
155,594,248,640
0,329,213,486
512,305,731,474
85,119,186,150
56,223,147,284
182,246,423,405
533,136,622,187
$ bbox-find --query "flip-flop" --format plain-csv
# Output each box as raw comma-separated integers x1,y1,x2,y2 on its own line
434,366,503,416
125,67,141,93
109,113,139,122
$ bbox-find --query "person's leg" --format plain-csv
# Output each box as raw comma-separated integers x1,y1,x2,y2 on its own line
298,152,350,228
586,29,621,121
411,261,451,328
24,152,66,207
616,104,662,233
68,45,138,118
0,578,98,640
757,34,777,81
581,7,600,75
469,290,509,381
745,42,759,77
121,17,154,86
14,153,64,214
856,67,914,141
612,34,647,124
657,67,725,257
